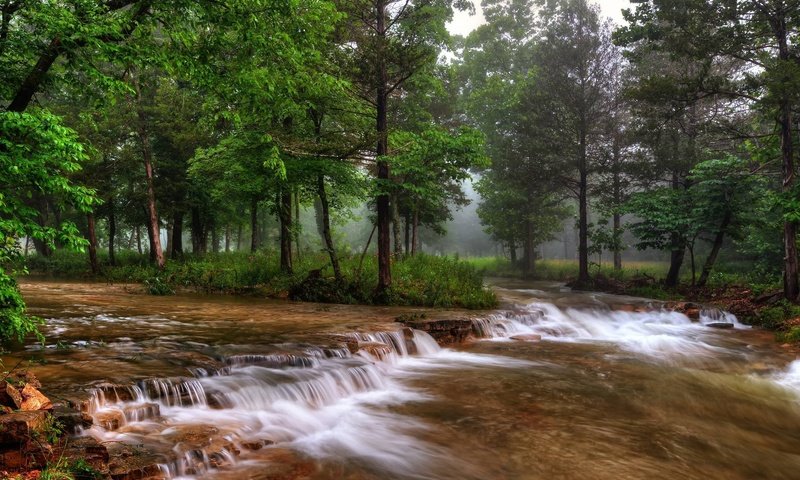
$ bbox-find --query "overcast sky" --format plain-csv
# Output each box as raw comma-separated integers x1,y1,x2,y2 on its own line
446,0,633,36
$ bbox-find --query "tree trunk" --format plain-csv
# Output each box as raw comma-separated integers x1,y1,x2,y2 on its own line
392,196,403,257
778,20,799,300
108,200,116,266
225,224,231,252
613,212,622,271
87,214,99,275
134,78,165,270
411,209,419,256
375,0,391,294
509,240,518,265
237,223,243,251
665,246,685,287
688,243,696,287
136,225,142,255
357,224,377,282
697,210,732,287
279,190,293,274
191,207,206,254
318,175,342,282
171,211,183,259
404,213,411,255
145,209,156,264
31,196,52,257
250,199,259,253
577,128,590,285
294,190,301,262
523,220,536,278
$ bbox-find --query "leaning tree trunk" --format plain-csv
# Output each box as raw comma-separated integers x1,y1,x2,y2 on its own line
697,209,732,287
87,214,99,275
317,175,342,282
278,190,293,274
134,78,165,270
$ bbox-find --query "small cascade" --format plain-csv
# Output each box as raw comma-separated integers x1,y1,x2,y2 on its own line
470,302,741,359
79,327,452,479
699,308,745,328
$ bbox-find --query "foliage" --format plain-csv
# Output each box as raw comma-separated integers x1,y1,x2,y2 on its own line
0,110,97,344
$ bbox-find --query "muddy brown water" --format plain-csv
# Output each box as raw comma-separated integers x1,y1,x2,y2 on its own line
4,279,800,479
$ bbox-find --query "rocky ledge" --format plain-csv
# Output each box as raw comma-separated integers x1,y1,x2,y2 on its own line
395,314,474,345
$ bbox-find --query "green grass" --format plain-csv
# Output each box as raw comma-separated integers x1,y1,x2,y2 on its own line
20,250,497,310
464,256,671,282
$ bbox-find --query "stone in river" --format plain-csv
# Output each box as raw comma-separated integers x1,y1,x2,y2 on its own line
705,322,734,329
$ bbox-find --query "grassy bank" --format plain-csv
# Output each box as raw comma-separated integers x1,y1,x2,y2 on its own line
20,250,497,310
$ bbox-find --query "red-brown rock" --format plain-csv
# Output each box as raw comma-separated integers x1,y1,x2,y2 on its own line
19,384,52,411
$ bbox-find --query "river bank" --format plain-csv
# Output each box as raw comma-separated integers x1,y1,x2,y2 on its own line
3,280,800,479
19,251,497,310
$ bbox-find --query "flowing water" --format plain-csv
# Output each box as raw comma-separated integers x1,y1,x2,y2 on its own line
5,279,800,479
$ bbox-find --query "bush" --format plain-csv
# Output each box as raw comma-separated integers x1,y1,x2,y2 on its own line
0,271,42,345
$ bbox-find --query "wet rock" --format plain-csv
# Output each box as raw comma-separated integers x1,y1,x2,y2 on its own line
0,410,48,445
396,317,473,345
107,443,165,480
685,308,701,320
95,409,126,430
241,439,275,451
0,382,23,409
705,322,734,329
61,435,110,465
19,384,52,411
91,383,137,404
252,448,318,480
510,334,542,342
51,405,94,434
352,342,393,360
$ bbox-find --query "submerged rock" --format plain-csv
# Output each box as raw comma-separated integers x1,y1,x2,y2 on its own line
705,322,735,329
395,317,473,345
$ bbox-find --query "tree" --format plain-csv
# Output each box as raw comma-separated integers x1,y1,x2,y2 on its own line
616,0,800,299
536,0,621,286
0,110,97,342
339,0,470,295
390,126,489,254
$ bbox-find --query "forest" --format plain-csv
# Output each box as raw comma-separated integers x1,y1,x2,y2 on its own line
3,0,800,343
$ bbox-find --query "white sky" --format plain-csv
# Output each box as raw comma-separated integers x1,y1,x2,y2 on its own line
447,0,634,36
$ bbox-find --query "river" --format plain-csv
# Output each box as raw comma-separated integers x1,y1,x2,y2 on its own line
4,279,800,479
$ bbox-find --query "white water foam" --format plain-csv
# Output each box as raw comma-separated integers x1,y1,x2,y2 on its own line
473,302,740,359
81,328,531,479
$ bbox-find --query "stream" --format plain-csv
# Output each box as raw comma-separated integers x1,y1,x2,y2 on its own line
4,279,800,479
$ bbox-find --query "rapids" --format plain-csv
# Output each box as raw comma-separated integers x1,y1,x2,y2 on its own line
4,279,800,479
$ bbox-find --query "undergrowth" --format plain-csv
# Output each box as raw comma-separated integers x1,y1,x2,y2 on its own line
20,250,497,310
